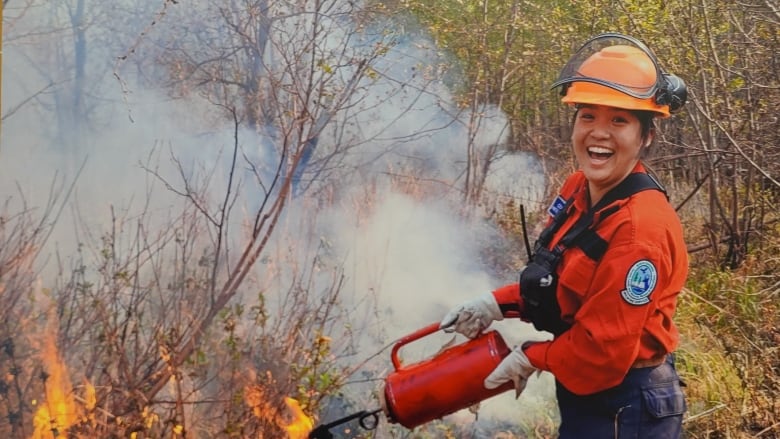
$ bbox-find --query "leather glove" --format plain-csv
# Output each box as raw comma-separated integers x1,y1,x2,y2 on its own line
439,292,503,339
484,344,538,398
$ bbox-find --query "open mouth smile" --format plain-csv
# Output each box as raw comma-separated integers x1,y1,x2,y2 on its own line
587,146,614,160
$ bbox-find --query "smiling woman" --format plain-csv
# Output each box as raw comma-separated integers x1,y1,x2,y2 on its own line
570,104,649,206
556,37,686,206
439,33,690,439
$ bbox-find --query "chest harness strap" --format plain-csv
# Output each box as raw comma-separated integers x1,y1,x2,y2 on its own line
518,172,666,335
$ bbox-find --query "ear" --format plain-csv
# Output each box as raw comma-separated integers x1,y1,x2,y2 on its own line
643,129,655,148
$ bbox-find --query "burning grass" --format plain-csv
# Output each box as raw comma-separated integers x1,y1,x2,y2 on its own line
31,334,81,439
280,397,314,439
28,329,98,439
244,385,314,438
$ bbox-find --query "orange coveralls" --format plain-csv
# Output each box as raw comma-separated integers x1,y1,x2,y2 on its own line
494,162,688,395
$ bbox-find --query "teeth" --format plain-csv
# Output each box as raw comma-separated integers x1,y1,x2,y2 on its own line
588,146,613,154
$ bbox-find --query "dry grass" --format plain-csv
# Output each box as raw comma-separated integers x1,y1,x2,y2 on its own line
675,225,780,437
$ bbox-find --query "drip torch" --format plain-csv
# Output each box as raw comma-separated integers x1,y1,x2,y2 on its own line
308,322,514,438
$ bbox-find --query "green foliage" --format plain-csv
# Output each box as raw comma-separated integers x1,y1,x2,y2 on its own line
399,0,567,118
290,332,342,407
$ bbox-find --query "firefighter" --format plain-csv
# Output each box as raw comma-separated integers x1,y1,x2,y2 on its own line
440,33,689,438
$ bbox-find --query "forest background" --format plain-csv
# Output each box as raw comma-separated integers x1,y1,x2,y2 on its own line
1,0,778,438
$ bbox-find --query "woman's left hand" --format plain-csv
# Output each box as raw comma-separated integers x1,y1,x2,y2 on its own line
484,344,539,398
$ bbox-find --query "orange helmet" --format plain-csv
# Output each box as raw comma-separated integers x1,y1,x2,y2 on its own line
551,33,686,117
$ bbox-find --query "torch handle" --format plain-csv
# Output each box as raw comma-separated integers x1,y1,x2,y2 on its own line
390,322,442,370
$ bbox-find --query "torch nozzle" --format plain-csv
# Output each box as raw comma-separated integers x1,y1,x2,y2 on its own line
308,408,382,439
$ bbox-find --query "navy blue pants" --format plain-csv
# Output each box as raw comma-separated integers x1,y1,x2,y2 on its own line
556,356,686,438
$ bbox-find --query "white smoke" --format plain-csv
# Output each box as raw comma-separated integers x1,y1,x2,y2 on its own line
0,0,555,434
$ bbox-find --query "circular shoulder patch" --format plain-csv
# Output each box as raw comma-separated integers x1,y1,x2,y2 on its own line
620,260,657,305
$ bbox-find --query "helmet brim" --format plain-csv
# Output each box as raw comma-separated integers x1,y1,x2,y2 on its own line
561,82,670,117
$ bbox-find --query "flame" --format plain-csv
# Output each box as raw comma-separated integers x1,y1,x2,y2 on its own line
245,385,313,439
280,397,314,439
30,333,81,439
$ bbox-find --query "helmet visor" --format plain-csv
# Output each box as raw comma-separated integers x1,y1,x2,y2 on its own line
550,33,664,99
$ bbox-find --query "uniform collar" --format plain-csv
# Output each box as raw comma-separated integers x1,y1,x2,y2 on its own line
572,162,647,215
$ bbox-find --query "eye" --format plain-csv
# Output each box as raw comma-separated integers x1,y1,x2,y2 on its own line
578,112,595,121
612,116,629,124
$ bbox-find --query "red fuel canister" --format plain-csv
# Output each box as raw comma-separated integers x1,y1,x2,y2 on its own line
381,322,514,429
